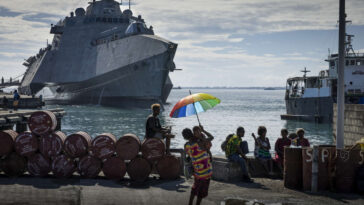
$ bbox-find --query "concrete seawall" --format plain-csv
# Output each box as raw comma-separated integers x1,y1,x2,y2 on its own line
212,156,280,181
333,103,364,145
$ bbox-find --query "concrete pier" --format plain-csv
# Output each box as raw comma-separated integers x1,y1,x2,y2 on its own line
0,94,43,109
0,175,362,205
281,114,323,123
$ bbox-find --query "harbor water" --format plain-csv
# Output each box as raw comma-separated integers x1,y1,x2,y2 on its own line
46,88,334,156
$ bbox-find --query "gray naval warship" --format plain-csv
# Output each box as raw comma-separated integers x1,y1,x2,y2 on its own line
19,0,177,107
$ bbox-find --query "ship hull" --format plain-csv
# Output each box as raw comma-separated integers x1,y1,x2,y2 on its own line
36,50,174,108
284,97,334,123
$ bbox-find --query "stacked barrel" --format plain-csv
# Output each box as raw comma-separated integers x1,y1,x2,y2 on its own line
0,111,180,182
0,111,57,177
284,145,363,193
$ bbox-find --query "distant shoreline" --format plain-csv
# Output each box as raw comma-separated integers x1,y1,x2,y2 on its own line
173,86,285,90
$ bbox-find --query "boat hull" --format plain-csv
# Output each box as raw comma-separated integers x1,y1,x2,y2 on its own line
36,50,174,108
284,97,334,123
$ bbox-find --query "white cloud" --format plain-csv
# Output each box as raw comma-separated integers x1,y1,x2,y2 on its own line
0,0,363,86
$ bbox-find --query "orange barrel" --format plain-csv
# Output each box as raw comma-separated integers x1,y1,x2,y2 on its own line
14,131,38,158
39,131,66,159
52,154,76,178
102,156,126,180
91,133,117,160
0,130,18,156
157,155,181,180
28,110,57,136
141,138,165,164
115,134,141,160
78,155,102,178
335,148,362,193
127,157,152,182
27,153,51,177
64,131,92,158
284,147,303,190
0,152,27,177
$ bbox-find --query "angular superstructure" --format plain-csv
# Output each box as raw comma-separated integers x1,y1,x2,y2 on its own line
20,0,177,107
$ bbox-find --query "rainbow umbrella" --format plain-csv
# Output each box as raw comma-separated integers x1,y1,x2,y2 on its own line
169,91,221,124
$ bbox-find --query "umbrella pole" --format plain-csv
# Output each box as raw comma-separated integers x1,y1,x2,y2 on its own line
189,90,202,126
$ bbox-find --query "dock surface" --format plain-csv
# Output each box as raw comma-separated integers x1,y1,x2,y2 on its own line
0,175,362,205
0,94,43,109
0,108,66,131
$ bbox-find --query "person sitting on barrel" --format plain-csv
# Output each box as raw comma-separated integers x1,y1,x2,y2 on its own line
294,128,310,147
274,128,291,173
145,103,172,154
224,126,253,182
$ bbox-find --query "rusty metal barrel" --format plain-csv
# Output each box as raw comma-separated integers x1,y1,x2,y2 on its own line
52,154,76,178
0,152,27,177
64,131,92,158
27,153,51,177
157,155,181,180
39,131,67,159
116,134,141,160
302,146,336,191
284,147,303,190
0,130,18,156
91,133,117,160
127,157,152,182
318,146,336,191
28,110,57,136
78,155,102,178
102,156,127,180
14,131,38,158
302,147,313,191
335,148,362,193
141,138,165,164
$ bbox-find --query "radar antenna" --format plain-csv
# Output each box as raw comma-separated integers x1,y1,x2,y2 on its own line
300,67,311,78
345,34,356,56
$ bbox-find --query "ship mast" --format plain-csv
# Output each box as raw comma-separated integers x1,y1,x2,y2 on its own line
336,0,346,149
121,0,131,10
300,67,310,78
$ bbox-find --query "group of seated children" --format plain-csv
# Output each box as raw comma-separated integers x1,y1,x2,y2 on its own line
181,125,311,204
183,125,311,181
252,126,311,175
274,127,310,172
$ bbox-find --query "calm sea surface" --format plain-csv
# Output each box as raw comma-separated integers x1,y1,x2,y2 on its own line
45,89,334,156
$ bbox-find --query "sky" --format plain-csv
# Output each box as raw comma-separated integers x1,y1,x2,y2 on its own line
0,0,364,87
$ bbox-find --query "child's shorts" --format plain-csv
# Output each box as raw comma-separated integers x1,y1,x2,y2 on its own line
191,178,210,198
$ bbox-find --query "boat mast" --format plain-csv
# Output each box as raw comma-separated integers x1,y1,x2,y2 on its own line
300,67,310,78
336,0,345,149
